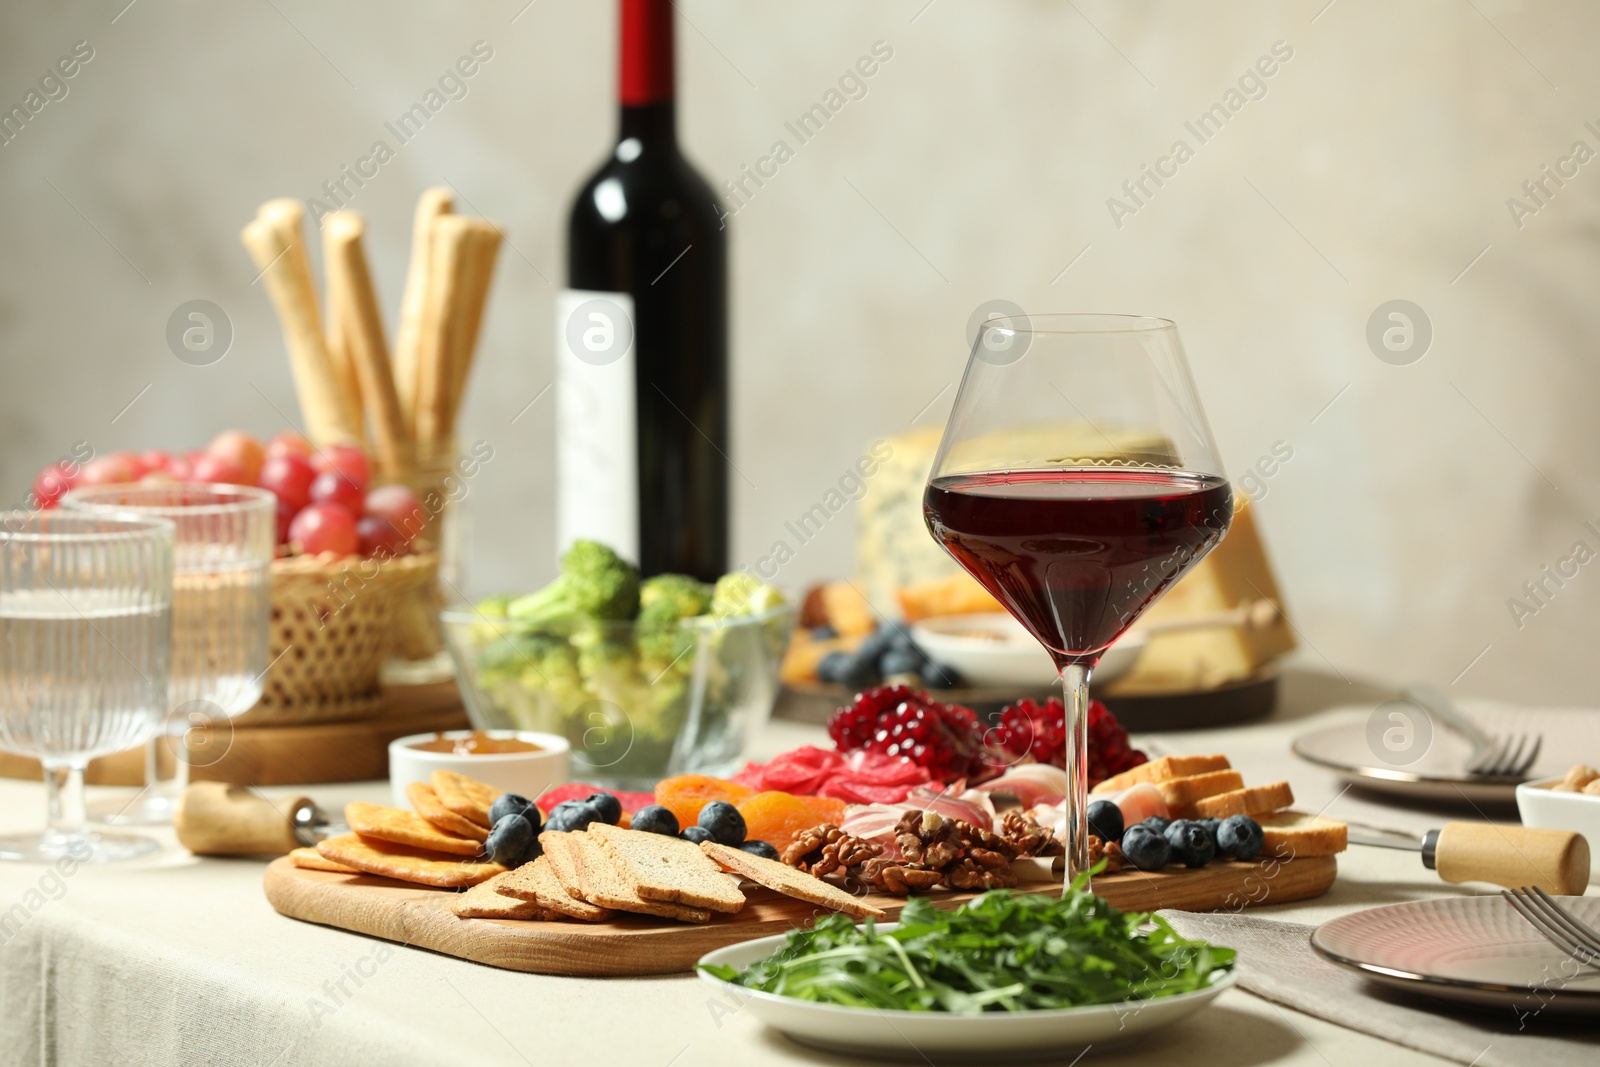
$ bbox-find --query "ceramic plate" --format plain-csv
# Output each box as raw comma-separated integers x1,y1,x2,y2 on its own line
1291,704,1600,805
697,929,1236,1060
1312,896,1600,1016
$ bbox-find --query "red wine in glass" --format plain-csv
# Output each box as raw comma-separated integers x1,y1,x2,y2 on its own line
924,468,1233,667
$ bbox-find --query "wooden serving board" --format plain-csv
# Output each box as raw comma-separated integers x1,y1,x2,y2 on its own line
263,852,1336,977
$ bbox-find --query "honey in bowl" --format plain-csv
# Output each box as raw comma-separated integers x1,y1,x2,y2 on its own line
409,731,542,756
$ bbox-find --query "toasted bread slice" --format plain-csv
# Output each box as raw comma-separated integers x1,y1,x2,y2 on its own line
406,781,490,841
499,851,613,922
1092,754,1232,794
541,830,711,923
345,802,483,856
1152,770,1244,810
700,842,886,920
1188,781,1295,820
451,871,561,920
1257,810,1348,857
588,824,746,914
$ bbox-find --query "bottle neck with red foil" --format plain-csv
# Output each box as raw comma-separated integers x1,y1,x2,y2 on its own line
618,0,675,144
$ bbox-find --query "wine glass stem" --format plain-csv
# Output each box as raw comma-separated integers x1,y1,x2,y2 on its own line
44,760,89,839
1060,661,1091,892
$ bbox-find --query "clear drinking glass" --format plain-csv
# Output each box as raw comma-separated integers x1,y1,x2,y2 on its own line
60,484,275,824
0,512,174,862
922,314,1233,885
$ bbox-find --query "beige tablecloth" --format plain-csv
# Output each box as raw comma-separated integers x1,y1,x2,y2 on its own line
0,668,1580,1067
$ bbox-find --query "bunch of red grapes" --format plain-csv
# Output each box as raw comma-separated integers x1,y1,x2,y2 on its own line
32,431,428,560
827,686,1147,787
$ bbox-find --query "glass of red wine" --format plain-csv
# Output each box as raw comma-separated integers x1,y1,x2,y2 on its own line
923,314,1233,885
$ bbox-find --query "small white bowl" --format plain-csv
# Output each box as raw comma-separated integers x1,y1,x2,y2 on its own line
1516,776,1600,881
388,730,570,807
910,613,1145,687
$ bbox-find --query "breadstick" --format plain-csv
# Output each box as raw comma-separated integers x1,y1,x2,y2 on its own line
321,224,365,442
324,211,413,481
412,215,475,448
241,212,362,446
441,220,502,440
393,188,454,437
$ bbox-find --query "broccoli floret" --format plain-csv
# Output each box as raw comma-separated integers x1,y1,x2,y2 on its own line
508,540,640,625
475,595,513,618
709,571,785,618
639,574,712,623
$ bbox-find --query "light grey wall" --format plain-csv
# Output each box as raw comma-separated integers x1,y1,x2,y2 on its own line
2,1,1597,704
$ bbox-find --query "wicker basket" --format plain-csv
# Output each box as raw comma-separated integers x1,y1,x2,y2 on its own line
238,550,439,726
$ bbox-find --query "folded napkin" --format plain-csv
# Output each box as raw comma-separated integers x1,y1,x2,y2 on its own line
1159,911,1600,1067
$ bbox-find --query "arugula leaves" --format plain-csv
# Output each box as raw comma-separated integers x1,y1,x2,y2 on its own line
701,872,1234,1013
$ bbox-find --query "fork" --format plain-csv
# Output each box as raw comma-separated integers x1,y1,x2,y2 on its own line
1404,684,1543,778
1501,886,1600,970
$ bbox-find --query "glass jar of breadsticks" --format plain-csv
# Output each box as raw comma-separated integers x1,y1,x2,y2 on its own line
240,190,501,716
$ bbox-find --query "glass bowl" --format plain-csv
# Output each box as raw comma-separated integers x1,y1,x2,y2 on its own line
440,604,796,791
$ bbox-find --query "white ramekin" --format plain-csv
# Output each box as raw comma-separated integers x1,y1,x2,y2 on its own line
387,730,570,807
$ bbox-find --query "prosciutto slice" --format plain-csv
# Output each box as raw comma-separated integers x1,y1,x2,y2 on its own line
734,746,932,804
976,763,1069,808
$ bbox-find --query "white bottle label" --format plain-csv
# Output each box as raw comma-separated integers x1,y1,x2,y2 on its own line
555,289,639,565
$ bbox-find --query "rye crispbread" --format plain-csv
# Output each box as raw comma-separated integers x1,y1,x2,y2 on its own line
1189,781,1295,820
430,769,501,827
451,871,561,920
344,802,483,856
406,781,490,841
1257,810,1348,857
699,841,886,920
498,852,613,922
315,834,506,887
545,830,711,923
289,846,356,873
1091,754,1232,794
588,824,746,914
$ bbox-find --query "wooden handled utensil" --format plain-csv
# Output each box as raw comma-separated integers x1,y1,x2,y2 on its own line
1346,818,1590,895
174,781,345,857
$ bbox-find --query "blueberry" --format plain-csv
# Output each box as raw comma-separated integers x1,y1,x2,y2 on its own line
856,625,899,663
739,840,780,860
879,649,923,677
1119,825,1171,871
1087,800,1124,843
585,792,623,825
921,661,963,688
1139,816,1171,836
630,804,680,836
811,624,839,640
698,800,747,846
544,800,604,834
1164,820,1216,868
1217,815,1266,861
816,650,849,684
819,650,877,688
1198,817,1221,841
484,813,534,867
489,793,540,831
680,825,714,844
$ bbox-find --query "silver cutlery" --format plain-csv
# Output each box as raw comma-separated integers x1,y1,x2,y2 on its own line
1403,684,1542,778
1501,885,1600,969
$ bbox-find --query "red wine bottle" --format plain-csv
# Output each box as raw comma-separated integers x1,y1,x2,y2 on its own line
558,0,728,581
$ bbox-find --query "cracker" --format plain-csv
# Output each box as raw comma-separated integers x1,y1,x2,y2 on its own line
451,871,562,920
588,823,746,914
345,801,483,856
430,769,501,827
406,781,490,842
289,846,356,873
498,853,613,922
700,841,886,921
315,834,506,887
542,830,710,923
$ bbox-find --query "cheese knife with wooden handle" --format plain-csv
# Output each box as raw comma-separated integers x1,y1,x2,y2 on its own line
1345,818,1589,895
174,782,347,857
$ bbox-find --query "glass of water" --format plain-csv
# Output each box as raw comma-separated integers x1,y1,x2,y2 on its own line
61,484,275,824
0,512,174,862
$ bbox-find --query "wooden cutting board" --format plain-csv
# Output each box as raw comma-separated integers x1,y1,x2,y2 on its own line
263,852,1336,977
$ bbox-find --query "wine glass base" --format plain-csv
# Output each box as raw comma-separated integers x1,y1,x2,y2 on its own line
88,790,180,827
0,829,160,864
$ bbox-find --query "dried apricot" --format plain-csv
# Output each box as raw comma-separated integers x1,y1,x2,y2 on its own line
802,795,848,825
654,775,754,831
738,791,840,852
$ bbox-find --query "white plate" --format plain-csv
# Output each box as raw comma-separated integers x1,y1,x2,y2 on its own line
910,613,1145,688
1312,895,1600,1016
697,928,1236,1060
